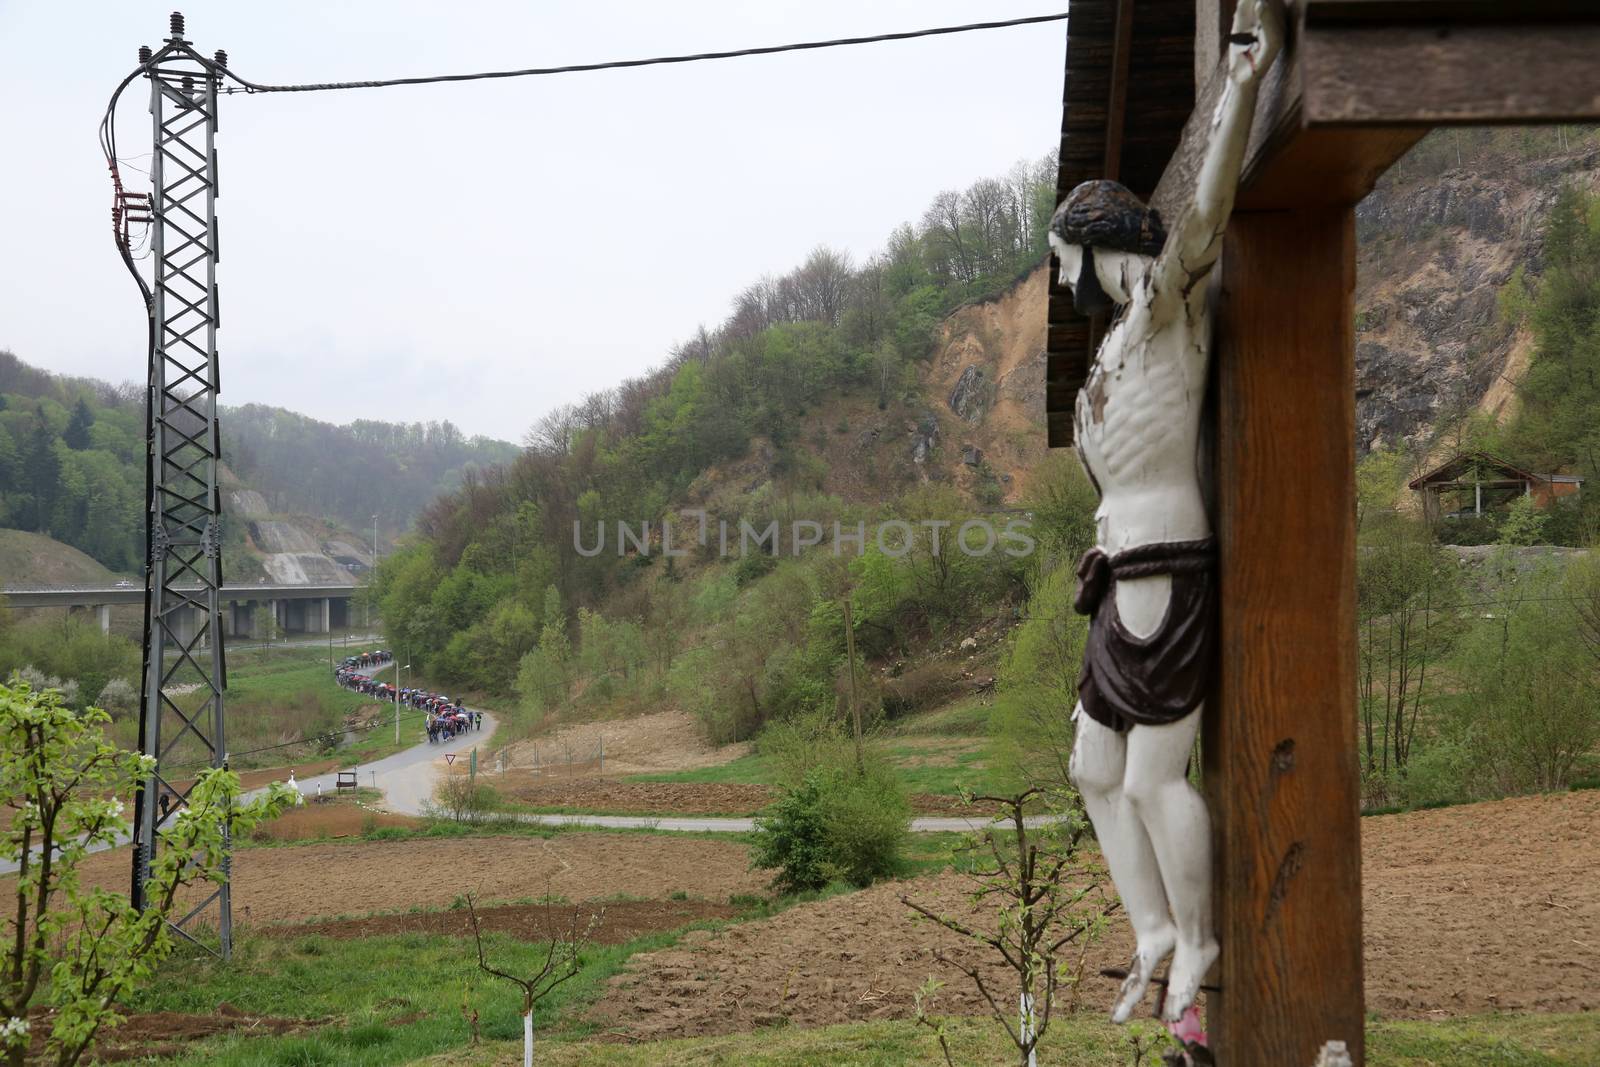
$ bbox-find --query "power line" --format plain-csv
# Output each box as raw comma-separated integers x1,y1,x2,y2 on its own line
214,11,1069,95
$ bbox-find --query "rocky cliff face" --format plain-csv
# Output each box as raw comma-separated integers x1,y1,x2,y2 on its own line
1354,136,1600,453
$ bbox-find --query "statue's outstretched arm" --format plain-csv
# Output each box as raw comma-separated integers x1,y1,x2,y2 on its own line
1156,0,1284,300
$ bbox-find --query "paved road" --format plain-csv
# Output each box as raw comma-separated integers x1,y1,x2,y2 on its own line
4,660,1020,876
0,661,499,874
487,810,1022,834
298,660,500,814
304,663,1021,833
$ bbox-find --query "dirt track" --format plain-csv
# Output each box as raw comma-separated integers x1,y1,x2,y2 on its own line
591,789,1600,1037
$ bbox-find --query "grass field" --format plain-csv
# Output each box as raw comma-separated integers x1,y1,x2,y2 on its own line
100,646,417,772
434,1013,1600,1066
627,724,1000,799
126,919,1600,1067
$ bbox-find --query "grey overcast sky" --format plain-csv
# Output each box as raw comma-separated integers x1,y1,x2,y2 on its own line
0,1,1066,444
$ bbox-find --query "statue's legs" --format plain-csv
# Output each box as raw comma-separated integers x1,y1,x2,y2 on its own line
1123,710,1216,1021
1070,708,1176,1023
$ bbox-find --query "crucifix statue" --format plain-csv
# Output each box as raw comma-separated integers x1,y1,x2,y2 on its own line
1047,0,1281,1024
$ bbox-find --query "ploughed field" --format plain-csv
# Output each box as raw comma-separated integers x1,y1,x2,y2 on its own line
590,789,1600,1038
11,789,1595,1061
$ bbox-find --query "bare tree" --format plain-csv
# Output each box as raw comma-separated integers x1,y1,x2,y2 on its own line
467,894,602,1067
793,246,856,326
923,189,976,284
903,791,1116,1067
524,403,579,456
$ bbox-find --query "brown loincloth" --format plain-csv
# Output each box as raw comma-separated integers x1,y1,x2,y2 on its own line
1073,538,1217,733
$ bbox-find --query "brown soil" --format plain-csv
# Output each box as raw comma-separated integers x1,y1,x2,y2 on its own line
501,709,751,776
17,833,767,926
497,777,989,818
264,898,738,944
28,1003,321,1063
592,789,1600,1038
243,799,421,843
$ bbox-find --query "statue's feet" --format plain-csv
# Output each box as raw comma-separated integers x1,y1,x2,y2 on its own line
1161,938,1219,1023
1111,927,1176,1024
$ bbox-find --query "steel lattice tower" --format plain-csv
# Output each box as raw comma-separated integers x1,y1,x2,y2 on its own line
130,12,234,957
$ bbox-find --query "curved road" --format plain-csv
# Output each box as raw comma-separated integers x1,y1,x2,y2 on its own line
4,665,1019,878
337,673,1013,834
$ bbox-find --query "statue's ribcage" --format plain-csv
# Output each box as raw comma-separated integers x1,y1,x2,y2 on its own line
1082,356,1189,485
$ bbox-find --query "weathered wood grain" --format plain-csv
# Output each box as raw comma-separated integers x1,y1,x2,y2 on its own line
1303,21,1600,125
1205,207,1365,1066
1154,2,1424,220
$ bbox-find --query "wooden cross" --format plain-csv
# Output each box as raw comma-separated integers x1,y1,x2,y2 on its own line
1045,2,1600,1063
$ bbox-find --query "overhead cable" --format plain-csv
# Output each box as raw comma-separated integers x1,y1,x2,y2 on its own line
214,11,1069,95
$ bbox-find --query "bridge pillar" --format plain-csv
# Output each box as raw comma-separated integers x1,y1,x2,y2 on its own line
315,597,331,634
169,605,199,649
97,604,112,635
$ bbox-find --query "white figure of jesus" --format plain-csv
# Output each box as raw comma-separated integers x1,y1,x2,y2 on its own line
1047,0,1282,1025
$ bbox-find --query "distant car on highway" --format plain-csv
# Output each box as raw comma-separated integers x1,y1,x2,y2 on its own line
114,579,134,588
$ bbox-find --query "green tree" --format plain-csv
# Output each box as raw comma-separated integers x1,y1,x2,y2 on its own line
17,414,60,533
62,400,93,450
1498,494,1547,546
1357,517,1459,800
1448,564,1600,793
1,681,293,1066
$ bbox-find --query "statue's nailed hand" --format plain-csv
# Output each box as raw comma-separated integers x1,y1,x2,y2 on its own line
1226,0,1284,85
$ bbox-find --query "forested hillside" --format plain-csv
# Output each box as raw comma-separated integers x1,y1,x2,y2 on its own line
225,405,519,534
378,132,1600,817
374,154,1063,700
0,350,517,579
0,352,146,572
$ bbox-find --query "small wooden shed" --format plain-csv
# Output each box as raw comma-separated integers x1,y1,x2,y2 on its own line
1408,450,1584,522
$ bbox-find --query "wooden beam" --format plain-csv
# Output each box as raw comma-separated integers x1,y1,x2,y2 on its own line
1104,0,1137,180
1307,0,1596,25
1154,2,1425,221
1206,206,1364,1066
1302,16,1600,125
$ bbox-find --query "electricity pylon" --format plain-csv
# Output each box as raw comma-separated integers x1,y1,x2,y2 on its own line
128,11,234,958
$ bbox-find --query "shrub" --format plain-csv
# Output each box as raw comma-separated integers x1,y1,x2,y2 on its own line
755,710,859,790
430,774,498,823
734,552,778,587
95,677,138,720
751,771,833,893
750,746,911,892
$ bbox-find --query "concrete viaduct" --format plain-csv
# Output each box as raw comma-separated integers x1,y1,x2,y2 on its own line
1,584,362,641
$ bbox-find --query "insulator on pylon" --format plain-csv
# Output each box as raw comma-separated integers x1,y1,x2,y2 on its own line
138,45,153,64
170,12,186,39
214,49,229,68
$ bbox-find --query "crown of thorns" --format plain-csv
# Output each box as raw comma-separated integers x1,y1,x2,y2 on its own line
1050,180,1167,256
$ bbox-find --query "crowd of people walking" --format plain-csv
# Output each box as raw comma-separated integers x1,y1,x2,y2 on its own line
333,650,482,744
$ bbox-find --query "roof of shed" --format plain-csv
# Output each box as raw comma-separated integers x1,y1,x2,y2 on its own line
1407,451,1544,490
